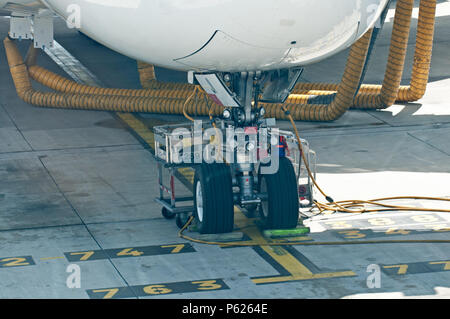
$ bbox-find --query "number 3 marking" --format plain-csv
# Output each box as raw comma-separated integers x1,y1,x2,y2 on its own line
192,280,222,290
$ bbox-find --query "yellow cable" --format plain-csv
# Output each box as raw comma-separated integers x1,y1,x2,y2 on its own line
281,105,450,215
177,108,450,248
182,86,199,122
178,216,450,247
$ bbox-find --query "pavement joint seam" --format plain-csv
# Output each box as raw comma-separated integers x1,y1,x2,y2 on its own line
407,132,450,156
0,102,35,152
36,155,139,298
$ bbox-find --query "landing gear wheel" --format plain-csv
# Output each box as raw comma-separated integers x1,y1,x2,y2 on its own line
193,163,234,234
161,207,176,220
258,157,299,229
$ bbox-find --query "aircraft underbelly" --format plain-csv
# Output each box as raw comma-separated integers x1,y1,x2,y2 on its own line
17,0,389,71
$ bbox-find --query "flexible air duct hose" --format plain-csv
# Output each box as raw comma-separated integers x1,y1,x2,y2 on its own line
3,37,224,116
292,0,436,108
4,0,435,121
260,29,373,121
27,65,198,99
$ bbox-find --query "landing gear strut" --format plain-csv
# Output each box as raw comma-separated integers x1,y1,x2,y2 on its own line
155,69,310,234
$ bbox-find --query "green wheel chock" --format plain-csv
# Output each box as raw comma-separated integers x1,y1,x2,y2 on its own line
263,226,310,239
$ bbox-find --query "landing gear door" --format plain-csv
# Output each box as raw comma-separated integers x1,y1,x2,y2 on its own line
195,73,241,108
260,68,303,104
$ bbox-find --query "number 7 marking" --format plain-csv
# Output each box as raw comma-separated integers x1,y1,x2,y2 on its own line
429,261,450,270
91,288,119,299
161,244,185,254
69,251,94,261
383,264,409,275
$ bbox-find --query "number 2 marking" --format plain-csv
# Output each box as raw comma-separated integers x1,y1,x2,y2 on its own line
0,257,30,267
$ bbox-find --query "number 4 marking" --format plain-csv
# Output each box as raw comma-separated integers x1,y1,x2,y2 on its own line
117,248,144,257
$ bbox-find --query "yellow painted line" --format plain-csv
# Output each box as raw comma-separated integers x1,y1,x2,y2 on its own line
40,256,65,261
117,113,194,183
119,113,356,283
280,236,313,242
252,271,356,285
233,209,313,277
117,113,155,148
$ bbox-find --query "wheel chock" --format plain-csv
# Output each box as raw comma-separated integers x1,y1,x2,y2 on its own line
263,226,310,239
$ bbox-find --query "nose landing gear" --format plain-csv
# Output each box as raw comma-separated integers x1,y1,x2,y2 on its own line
155,70,313,235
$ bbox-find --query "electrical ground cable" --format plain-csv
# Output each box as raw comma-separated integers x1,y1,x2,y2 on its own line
178,217,450,247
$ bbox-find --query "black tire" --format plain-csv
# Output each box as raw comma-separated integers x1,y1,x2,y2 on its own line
193,163,234,234
161,207,176,220
258,157,299,229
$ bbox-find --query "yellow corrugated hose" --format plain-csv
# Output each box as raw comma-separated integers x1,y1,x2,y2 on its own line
261,29,373,121
292,0,437,109
4,37,226,117
4,0,436,121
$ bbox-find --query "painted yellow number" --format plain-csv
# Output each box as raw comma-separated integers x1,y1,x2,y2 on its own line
368,218,395,226
0,257,30,267
426,224,450,232
92,288,119,299
192,280,222,291
117,248,144,257
410,215,439,223
70,251,95,261
338,230,366,239
383,264,409,275
385,228,411,235
161,244,185,254
143,285,172,295
326,221,352,229
429,261,450,271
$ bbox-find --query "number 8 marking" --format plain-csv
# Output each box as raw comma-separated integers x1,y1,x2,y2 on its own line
410,215,439,223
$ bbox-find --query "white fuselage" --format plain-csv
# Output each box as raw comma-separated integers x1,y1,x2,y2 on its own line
2,0,389,72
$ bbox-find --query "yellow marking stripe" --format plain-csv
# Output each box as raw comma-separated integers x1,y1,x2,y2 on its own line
252,271,356,284
235,213,313,277
117,113,155,148
40,256,65,261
